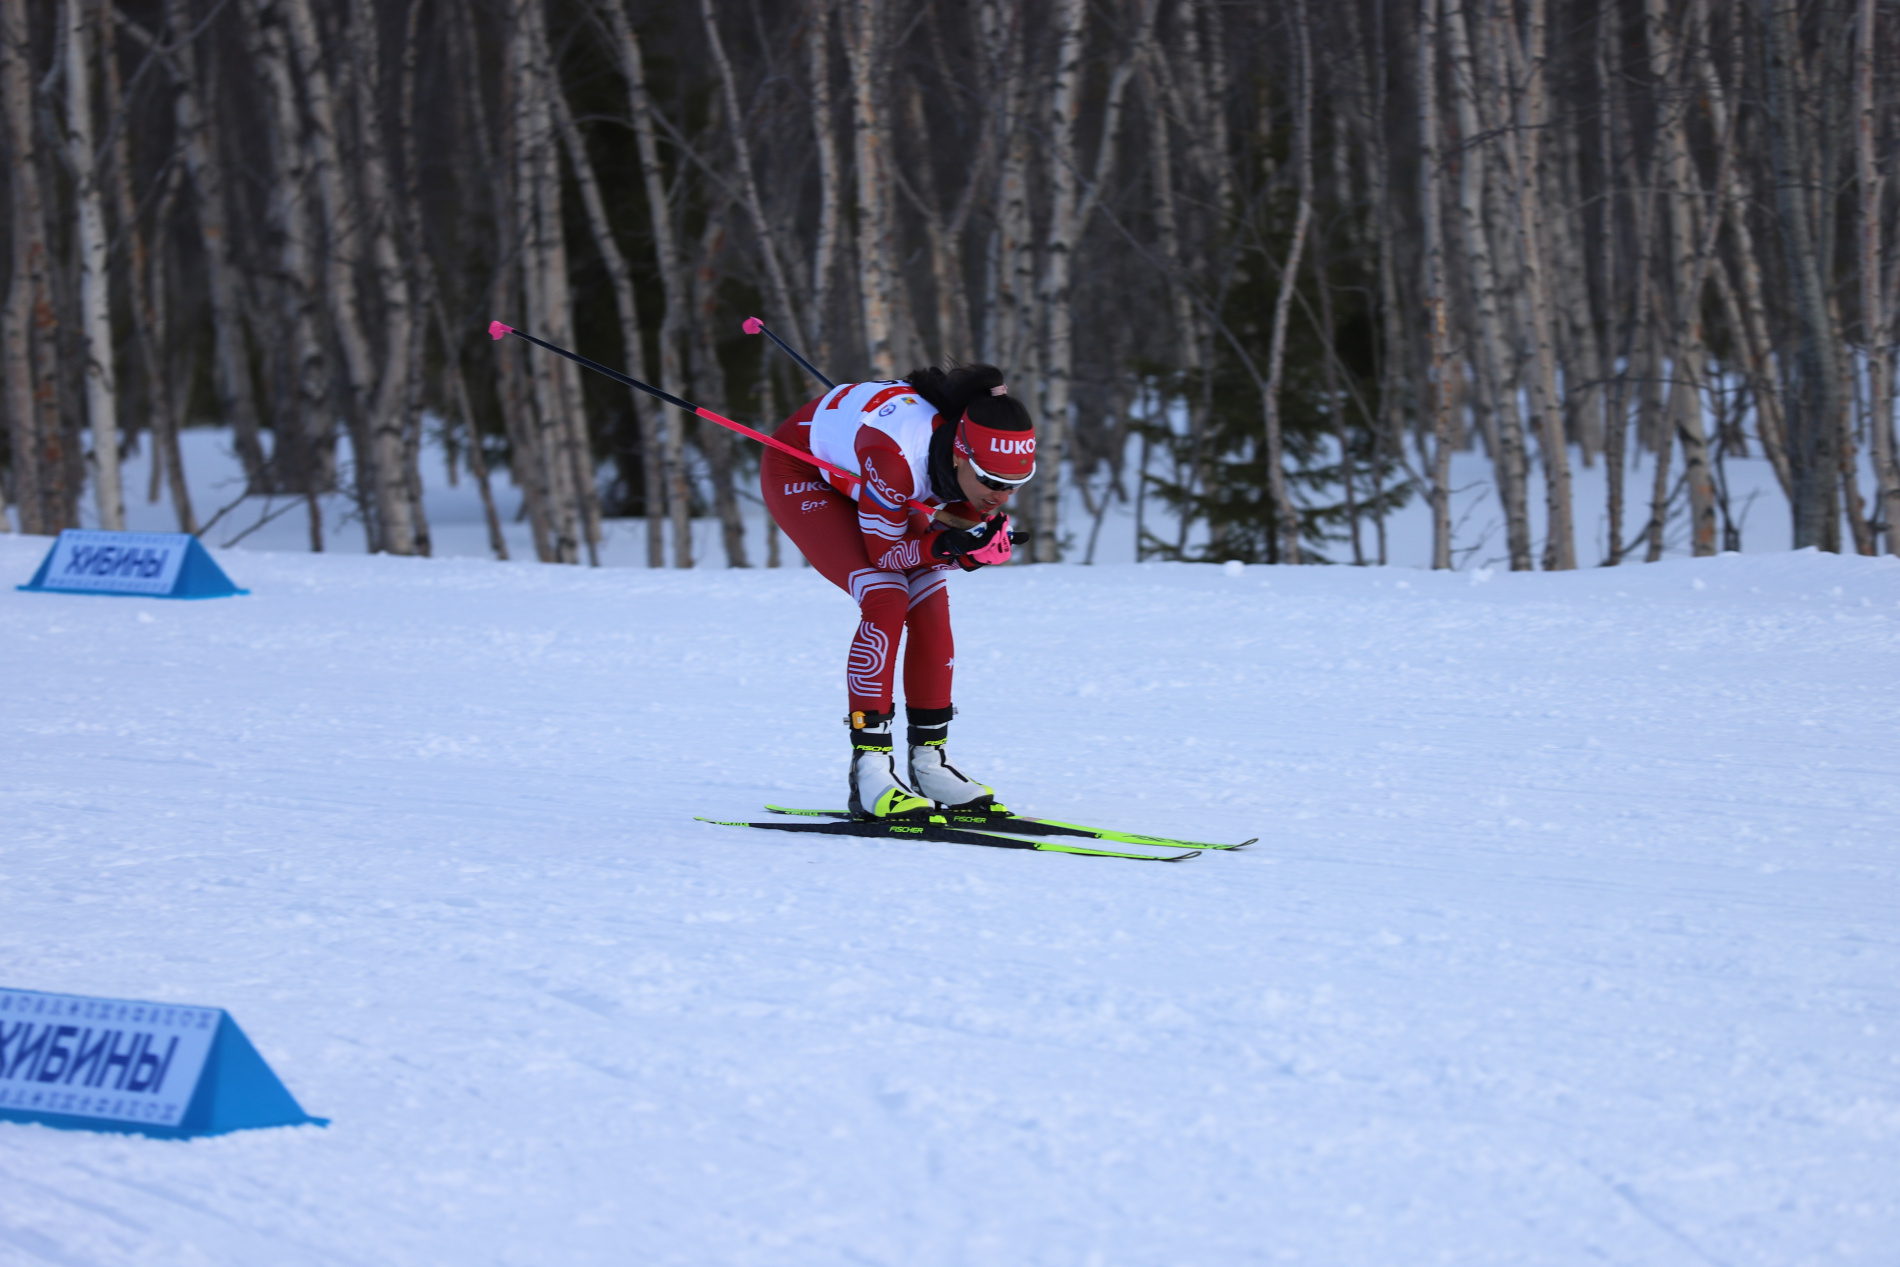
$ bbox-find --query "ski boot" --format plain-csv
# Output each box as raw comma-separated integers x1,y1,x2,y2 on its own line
847,709,933,819
905,705,997,810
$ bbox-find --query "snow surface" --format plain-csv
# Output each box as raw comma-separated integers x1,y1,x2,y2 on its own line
2,534,1898,1265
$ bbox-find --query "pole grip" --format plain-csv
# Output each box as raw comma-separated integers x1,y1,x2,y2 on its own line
742,317,836,390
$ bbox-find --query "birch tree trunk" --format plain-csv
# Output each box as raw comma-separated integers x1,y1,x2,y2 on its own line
1032,0,1088,563
844,0,896,378
31,218,71,532
282,0,390,547
807,0,843,372
352,0,423,555
1811,7,1864,554
1838,287,1876,554
1493,0,1576,569
400,312,432,559
502,8,557,561
1595,5,1627,562
102,27,146,506
494,269,555,562
1315,225,1360,565
1612,41,1670,562
435,0,515,562
1694,10,1793,499
691,209,751,567
1142,32,1215,558
1261,0,1316,565
1858,0,1898,554
983,0,1035,382
435,300,509,560
252,0,334,502
1173,0,1232,215
398,0,434,557
539,68,599,563
1645,0,1718,556
64,0,124,531
1074,0,1155,234
700,0,803,346
607,0,692,565
1149,5,1222,522
1760,0,1844,549
1359,0,1402,565
165,0,270,497
1419,0,1455,569
1446,0,1531,569
154,174,194,523
105,16,196,533
1141,51,1192,360
1140,49,1209,538
1706,262,1784,489
1022,0,1149,558
551,80,662,567
1549,118,1605,466
0,0,37,532
898,74,970,360
1638,271,1673,562
512,0,580,563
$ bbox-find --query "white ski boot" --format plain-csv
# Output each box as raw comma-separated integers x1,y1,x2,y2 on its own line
905,705,997,810
847,709,932,819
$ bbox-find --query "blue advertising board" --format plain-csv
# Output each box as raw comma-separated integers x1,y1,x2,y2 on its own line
0,988,325,1139
17,530,247,599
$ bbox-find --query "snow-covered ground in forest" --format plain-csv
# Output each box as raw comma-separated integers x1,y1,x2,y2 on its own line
9,421,1813,569
3,518,1898,1264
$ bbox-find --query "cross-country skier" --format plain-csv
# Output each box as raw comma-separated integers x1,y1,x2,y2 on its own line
762,363,1035,819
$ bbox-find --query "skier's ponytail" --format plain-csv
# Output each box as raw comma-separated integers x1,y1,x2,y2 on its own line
903,362,1033,432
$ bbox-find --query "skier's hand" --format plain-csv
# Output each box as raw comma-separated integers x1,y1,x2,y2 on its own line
930,513,1011,569
970,521,1017,565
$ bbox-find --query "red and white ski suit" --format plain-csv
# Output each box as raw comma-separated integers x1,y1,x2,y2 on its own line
762,382,976,715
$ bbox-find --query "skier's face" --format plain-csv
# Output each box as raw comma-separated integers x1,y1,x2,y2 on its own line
954,455,1019,515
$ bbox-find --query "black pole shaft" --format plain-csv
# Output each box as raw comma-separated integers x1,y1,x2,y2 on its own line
497,319,943,513
503,324,698,415
749,319,835,390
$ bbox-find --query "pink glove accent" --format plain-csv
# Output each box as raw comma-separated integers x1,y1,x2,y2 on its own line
968,516,1013,565
742,317,764,335
489,321,513,340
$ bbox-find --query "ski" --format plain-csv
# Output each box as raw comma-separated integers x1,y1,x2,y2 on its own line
762,805,1255,852
696,817,1200,862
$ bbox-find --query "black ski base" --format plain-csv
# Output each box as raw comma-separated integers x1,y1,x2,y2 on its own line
696,816,1200,862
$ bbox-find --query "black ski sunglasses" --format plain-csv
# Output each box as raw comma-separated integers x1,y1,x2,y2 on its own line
969,464,1033,493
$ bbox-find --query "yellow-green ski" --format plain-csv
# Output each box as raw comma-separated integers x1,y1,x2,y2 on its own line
762,805,1254,851
697,816,1199,862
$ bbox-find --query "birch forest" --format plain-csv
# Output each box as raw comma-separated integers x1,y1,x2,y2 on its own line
2,0,1897,568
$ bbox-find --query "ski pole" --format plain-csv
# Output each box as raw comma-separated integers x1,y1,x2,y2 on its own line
742,316,835,390
738,316,1019,543
488,320,934,516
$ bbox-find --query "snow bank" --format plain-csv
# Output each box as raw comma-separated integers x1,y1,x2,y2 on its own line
2,536,1896,1264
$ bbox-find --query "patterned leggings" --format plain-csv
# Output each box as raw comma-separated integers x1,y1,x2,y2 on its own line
762,441,953,716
